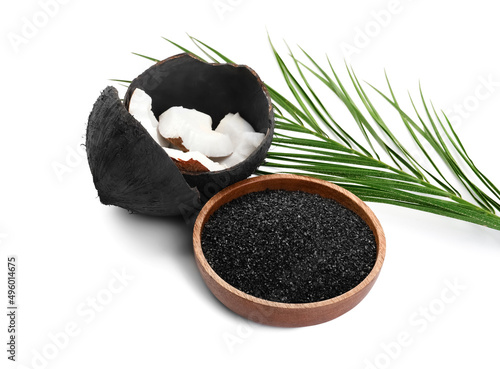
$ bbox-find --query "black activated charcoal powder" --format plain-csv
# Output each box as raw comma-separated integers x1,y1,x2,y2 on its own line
201,189,377,303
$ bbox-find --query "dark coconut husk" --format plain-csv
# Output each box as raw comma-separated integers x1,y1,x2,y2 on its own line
86,86,201,217
86,53,274,218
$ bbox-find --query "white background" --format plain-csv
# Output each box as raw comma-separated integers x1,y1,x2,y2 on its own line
2,0,500,368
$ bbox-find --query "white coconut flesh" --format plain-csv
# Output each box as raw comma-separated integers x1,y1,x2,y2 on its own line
158,107,233,157
217,131,265,167
128,88,169,147
215,112,255,139
128,90,265,172
215,113,265,167
163,148,227,172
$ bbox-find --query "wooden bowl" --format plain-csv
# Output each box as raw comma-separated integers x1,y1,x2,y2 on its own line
193,174,386,327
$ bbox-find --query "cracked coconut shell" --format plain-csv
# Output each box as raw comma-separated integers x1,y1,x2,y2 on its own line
86,53,274,217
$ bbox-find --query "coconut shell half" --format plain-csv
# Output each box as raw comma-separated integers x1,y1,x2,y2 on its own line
124,53,274,201
86,86,201,217
86,54,274,217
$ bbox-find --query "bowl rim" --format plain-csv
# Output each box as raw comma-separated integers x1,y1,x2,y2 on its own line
193,173,386,311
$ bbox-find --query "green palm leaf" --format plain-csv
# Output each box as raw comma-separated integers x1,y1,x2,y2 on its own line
121,37,500,231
